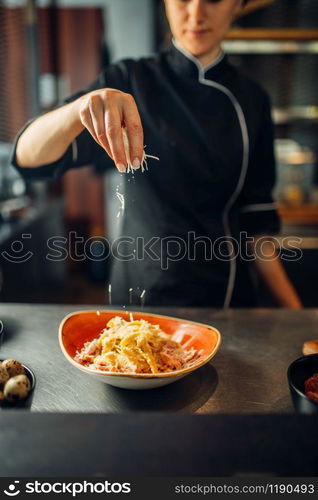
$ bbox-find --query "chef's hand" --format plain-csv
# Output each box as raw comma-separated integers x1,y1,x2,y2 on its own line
78,89,144,172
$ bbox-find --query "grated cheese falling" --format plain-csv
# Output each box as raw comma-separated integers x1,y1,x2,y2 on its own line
140,289,146,308
115,130,159,219
122,128,159,173
116,188,125,218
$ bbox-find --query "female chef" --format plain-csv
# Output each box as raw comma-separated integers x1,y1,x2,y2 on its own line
12,0,302,308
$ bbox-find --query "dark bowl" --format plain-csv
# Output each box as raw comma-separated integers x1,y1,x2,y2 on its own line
287,354,318,414
0,359,36,410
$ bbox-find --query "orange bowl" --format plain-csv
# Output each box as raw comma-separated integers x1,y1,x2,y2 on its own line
59,310,221,390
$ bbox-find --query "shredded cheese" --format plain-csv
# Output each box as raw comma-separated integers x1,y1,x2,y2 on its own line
122,128,159,173
75,316,201,374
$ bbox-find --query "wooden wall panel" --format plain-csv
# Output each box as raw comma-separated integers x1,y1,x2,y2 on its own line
0,7,29,142
58,8,105,236
38,7,106,236
1,7,105,237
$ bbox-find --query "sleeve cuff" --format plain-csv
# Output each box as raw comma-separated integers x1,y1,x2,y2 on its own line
239,204,281,236
10,119,76,182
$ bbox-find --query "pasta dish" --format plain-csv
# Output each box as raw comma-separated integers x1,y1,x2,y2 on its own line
74,316,201,374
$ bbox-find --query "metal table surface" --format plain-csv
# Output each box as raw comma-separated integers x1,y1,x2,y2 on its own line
0,304,316,413
2,413,318,476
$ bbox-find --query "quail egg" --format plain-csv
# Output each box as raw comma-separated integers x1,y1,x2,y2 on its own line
0,364,9,385
4,374,31,402
2,359,25,377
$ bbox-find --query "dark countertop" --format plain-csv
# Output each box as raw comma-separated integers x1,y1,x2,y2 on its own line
0,304,316,414
2,413,318,476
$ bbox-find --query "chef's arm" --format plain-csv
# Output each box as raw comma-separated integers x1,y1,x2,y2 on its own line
16,100,84,167
15,89,144,172
247,237,303,309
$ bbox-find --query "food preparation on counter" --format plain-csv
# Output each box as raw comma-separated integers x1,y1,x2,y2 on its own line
12,0,303,310
1,0,318,484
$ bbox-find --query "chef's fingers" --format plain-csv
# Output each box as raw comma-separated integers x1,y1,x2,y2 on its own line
105,105,127,172
122,94,144,169
79,106,100,144
88,94,112,158
79,101,107,153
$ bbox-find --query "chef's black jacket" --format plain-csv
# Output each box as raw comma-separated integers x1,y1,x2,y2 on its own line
12,42,280,307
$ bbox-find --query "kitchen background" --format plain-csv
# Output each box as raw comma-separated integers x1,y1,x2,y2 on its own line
0,0,317,306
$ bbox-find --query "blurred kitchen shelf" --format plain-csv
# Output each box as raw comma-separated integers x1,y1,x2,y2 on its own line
240,0,277,17
224,29,318,54
223,40,318,54
277,221,318,250
276,237,318,250
273,107,318,125
226,29,318,40
278,203,318,225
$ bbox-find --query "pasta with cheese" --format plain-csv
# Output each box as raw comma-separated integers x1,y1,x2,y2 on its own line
74,316,201,374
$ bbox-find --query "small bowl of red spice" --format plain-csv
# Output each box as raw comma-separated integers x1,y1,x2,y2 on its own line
288,354,318,414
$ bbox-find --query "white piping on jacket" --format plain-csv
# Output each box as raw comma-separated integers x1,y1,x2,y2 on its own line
241,202,278,213
200,50,225,72
173,40,250,309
